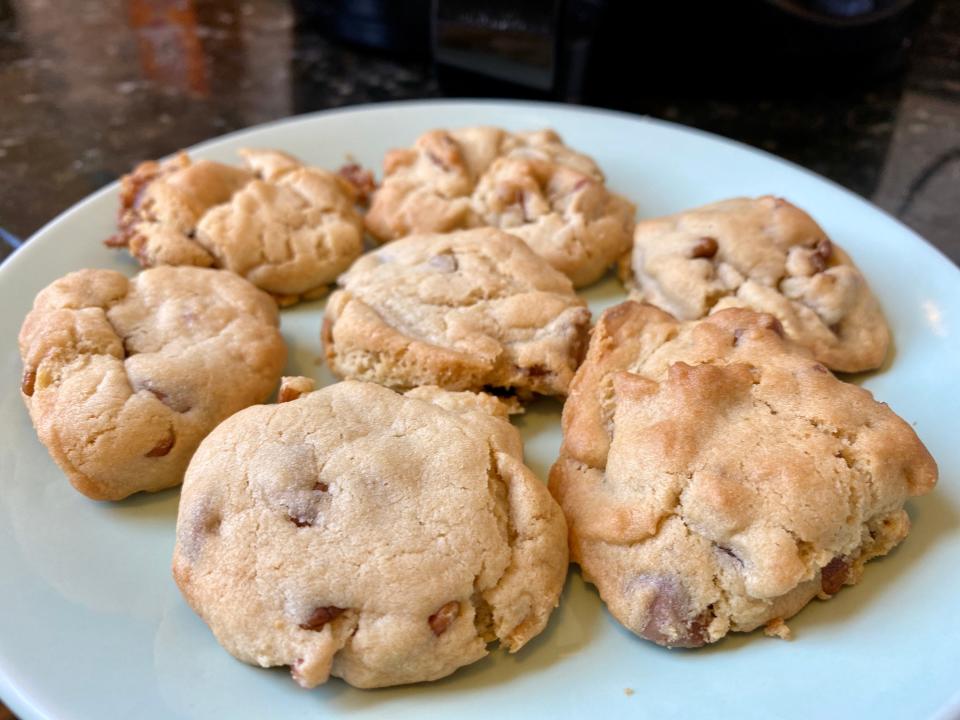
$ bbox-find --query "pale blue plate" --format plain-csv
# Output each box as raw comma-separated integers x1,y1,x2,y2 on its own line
1,101,957,720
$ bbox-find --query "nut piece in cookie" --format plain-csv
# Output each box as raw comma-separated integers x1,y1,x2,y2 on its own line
620,196,890,372
172,380,568,689
18,267,287,500
550,301,937,647
109,148,364,306
322,227,591,399
278,376,316,403
366,126,635,287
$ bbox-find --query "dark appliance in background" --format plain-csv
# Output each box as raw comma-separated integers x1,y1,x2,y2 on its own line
296,0,933,105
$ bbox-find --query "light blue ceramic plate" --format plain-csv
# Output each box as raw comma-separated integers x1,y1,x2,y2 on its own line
1,101,957,720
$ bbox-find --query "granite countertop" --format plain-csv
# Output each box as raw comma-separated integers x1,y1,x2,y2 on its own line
1,0,959,267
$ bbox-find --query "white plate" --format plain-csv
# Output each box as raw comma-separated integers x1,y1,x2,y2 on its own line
1,101,958,720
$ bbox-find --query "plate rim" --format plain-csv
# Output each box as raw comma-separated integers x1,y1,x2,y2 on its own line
3,98,958,281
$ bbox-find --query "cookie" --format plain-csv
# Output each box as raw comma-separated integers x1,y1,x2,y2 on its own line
108,148,363,305
365,127,635,287
322,228,592,398
19,267,286,501
620,196,890,372
172,380,568,689
549,301,937,647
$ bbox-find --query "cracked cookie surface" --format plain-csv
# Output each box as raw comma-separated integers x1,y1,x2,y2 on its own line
109,148,363,305
172,380,568,689
322,228,591,399
19,267,286,500
549,301,936,646
620,196,890,372
365,126,635,287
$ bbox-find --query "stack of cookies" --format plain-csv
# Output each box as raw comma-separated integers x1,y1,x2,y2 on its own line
17,127,937,690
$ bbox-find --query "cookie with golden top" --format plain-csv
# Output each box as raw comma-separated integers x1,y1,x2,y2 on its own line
620,196,890,372
108,148,363,305
172,380,568,689
549,301,936,646
322,227,591,399
19,267,286,500
366,126,635,287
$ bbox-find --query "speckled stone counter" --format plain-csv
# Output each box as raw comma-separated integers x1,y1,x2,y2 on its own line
1,0,958,267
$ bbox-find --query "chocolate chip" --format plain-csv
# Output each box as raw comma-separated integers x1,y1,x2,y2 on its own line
21,368,36,397
146,428,176,457
630,574,711,648
139,383,191,413
686,608,713,646
289,515,312,528
201,512,221,535
524,364,549,378
314,482,329,492
810,237,833,273
300,606,344,631
759,315,785,337
820,556,849,596
428,601,460,636
423,133,459,172
689,236,719,259
338,163,376,205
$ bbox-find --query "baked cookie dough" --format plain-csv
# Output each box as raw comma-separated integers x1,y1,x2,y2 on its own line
108,148,364,305
322,228,592,398
365,126,635,287
549,301,937,647
19,267,286,501
172,380,568,689
620,196,890,372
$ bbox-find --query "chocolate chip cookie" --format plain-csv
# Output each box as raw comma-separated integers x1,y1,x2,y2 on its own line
108,148,363,305
550,301,937,646
620,196,890,372
366,127,635,287
322,227,592,399
172,380,568,688
19,267,286,500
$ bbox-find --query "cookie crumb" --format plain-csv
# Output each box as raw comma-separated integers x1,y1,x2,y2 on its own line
624,688,635,697
278,376,316,403
763,618,793,640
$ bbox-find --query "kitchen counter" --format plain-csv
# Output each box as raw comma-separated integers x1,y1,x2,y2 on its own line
1,0,959,267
